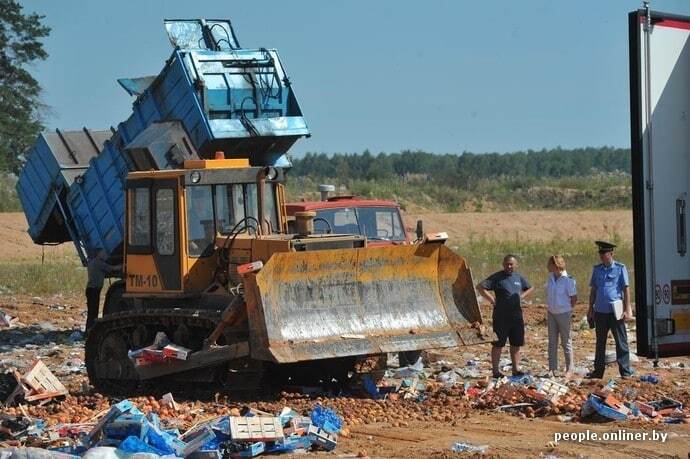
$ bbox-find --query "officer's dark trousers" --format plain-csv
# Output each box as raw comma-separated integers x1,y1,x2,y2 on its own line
85,287,102,332
594,312,632,376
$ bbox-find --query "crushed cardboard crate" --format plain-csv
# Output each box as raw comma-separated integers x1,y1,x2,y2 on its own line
163,343,191,360
636,398,683,418
228,417,284,442
5,360,68,405
537,378,569,402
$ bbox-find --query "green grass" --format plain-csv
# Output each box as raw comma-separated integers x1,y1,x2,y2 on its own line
0,238,633,303
0,260,86,296
454,237,634,304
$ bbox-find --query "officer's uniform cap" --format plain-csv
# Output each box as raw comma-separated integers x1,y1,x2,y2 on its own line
595,240,616,253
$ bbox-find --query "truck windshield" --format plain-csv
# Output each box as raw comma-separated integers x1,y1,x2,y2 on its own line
313,206,405,241
187,183,280,257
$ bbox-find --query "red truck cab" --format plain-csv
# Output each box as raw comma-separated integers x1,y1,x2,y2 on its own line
285,196,412,246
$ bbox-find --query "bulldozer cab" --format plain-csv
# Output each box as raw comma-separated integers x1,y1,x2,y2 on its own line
123,160,286,297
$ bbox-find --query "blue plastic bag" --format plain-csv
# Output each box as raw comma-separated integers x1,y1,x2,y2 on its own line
145,424,184,455
118,435,166,455
310,405,342,435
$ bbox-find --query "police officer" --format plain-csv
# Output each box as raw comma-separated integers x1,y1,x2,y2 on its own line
586,241,634,379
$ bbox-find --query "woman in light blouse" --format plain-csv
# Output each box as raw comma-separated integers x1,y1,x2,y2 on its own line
545,255,577,378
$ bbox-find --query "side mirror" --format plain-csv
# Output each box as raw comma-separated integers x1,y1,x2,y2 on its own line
415,220,424,241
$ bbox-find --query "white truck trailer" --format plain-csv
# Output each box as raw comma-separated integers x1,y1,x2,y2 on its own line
629,4,690,361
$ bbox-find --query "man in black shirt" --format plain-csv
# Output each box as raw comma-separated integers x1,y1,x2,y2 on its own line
477,254,534,378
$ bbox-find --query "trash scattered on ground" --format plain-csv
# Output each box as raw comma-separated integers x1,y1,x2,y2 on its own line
67,332,83,344
5,360,68,406
639,374,660,384
581,394,629,421
451,441,489,453
0,397,344,457
0,310,18,328
537,378,568,402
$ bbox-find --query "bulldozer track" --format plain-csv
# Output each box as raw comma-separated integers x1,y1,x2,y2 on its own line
85,309,263,395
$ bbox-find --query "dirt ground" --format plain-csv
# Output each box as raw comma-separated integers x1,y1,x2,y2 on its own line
2,295,689,458
2,210,690,458
405,210,632,243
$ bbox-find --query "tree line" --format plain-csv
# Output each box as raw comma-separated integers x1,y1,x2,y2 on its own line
289,147,631,184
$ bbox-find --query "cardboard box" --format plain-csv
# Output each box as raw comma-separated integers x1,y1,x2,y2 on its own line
163,344,192,361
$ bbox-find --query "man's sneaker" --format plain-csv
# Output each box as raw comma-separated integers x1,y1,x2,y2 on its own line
512,370,526,377
492,371,504,379
620,371,635,379
585,371,604,379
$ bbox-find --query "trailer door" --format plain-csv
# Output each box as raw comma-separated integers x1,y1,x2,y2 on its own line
630,9,690,357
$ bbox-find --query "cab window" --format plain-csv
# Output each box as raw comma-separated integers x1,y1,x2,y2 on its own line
156,189,175,255
129,188,151,247
314,208,359,234
264,185,279,232
186,185,215,257
313,206,405,241
357,207,405,241
187,183,279,256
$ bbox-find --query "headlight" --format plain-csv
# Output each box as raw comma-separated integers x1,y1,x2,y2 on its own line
190,171,201,183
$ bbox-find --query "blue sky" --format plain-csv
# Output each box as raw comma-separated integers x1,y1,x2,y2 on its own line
20,0,690,156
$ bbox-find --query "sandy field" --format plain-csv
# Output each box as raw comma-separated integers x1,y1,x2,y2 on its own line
406,210,632,243
0,213,74,261
1,210,633,263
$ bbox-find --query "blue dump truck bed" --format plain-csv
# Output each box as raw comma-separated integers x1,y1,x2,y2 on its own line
17,129,113,247
17,19,309,264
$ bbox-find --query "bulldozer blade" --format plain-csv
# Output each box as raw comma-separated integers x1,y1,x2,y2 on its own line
244,244,489,363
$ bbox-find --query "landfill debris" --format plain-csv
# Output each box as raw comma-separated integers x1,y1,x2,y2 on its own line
228,417,284,442
0,398,344,458
5,360,68,406
161,393,178,411
128,333,196,368
0,310,18,328
392,360,424,379
67,332,83,344
639,374,660,384
451,441,489,453
635,398,683,418
581,394,629,421
537,378,569,402
163,344,191,361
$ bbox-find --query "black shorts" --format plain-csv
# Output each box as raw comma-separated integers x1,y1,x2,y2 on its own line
492,313,525,347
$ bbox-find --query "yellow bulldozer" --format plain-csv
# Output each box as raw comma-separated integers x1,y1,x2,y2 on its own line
85,156,487,392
